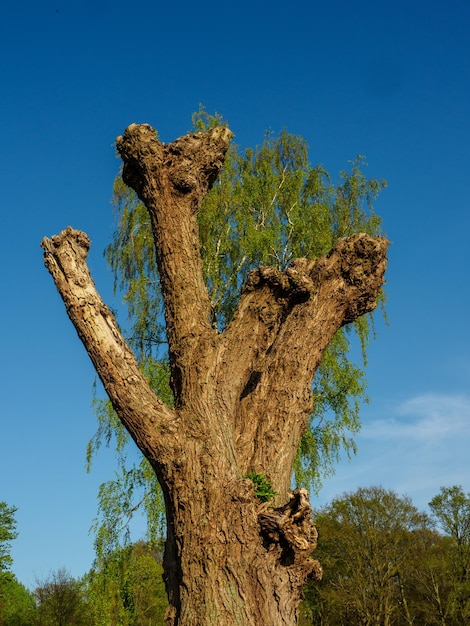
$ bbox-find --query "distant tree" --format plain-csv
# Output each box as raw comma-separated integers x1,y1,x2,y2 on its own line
404,527,456,626
42,114,388,624
305,486,429,626
34,569,90,626
0,502,18,574
0,503,37,626
429,486,470,623
86,541,167,625
0,573,36,626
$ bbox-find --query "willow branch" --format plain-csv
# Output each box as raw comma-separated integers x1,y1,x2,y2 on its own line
41,227,179,470
228,234,389,492
115,124,233,399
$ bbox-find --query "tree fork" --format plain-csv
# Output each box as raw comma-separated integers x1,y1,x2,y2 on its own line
42,122,388,625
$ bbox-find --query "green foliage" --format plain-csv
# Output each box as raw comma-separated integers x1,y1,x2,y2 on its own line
88,108,386,554
86,541,167,625
90,457,166,560
300,485,470,626
0,502,18,574
429,486,470,622
87,362,170,558
106,178,165,361
293,329,367,488
0,504,37,625
0,574,36,626
196,117,384,330
243,472,279,503
34,568,91,626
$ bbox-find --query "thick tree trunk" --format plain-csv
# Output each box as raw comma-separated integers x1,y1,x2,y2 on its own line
42,122,388,625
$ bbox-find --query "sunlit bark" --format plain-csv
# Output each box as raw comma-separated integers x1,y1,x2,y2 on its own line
42,123,388,625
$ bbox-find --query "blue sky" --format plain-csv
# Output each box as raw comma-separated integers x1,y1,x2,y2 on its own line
1,0,469,589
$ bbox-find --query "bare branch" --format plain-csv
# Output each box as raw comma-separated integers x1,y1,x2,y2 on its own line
220,234,389,493
41,227,179,471
115,124,233,399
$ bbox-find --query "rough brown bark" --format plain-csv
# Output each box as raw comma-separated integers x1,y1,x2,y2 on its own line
42,122,388,625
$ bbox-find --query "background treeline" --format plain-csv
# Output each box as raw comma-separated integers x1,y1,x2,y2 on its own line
2,485,469,625
299,485,470,626
0,541,167,626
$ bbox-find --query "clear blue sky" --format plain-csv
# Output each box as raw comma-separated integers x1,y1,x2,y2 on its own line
1,0,469,589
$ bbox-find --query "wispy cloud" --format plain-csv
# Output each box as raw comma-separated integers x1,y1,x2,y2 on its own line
318,393,470,511
364,393,470,443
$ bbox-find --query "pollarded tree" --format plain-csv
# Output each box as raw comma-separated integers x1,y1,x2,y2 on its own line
42,119,388,625
89,111,386,553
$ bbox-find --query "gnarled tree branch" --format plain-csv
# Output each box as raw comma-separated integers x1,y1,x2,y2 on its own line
41,227,179,472
42,122,389,625
223,234,389,492
115,124,233,402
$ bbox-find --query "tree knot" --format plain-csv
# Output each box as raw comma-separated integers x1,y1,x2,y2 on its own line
258,488,320,570
337,234,389,286
244,264,314,304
